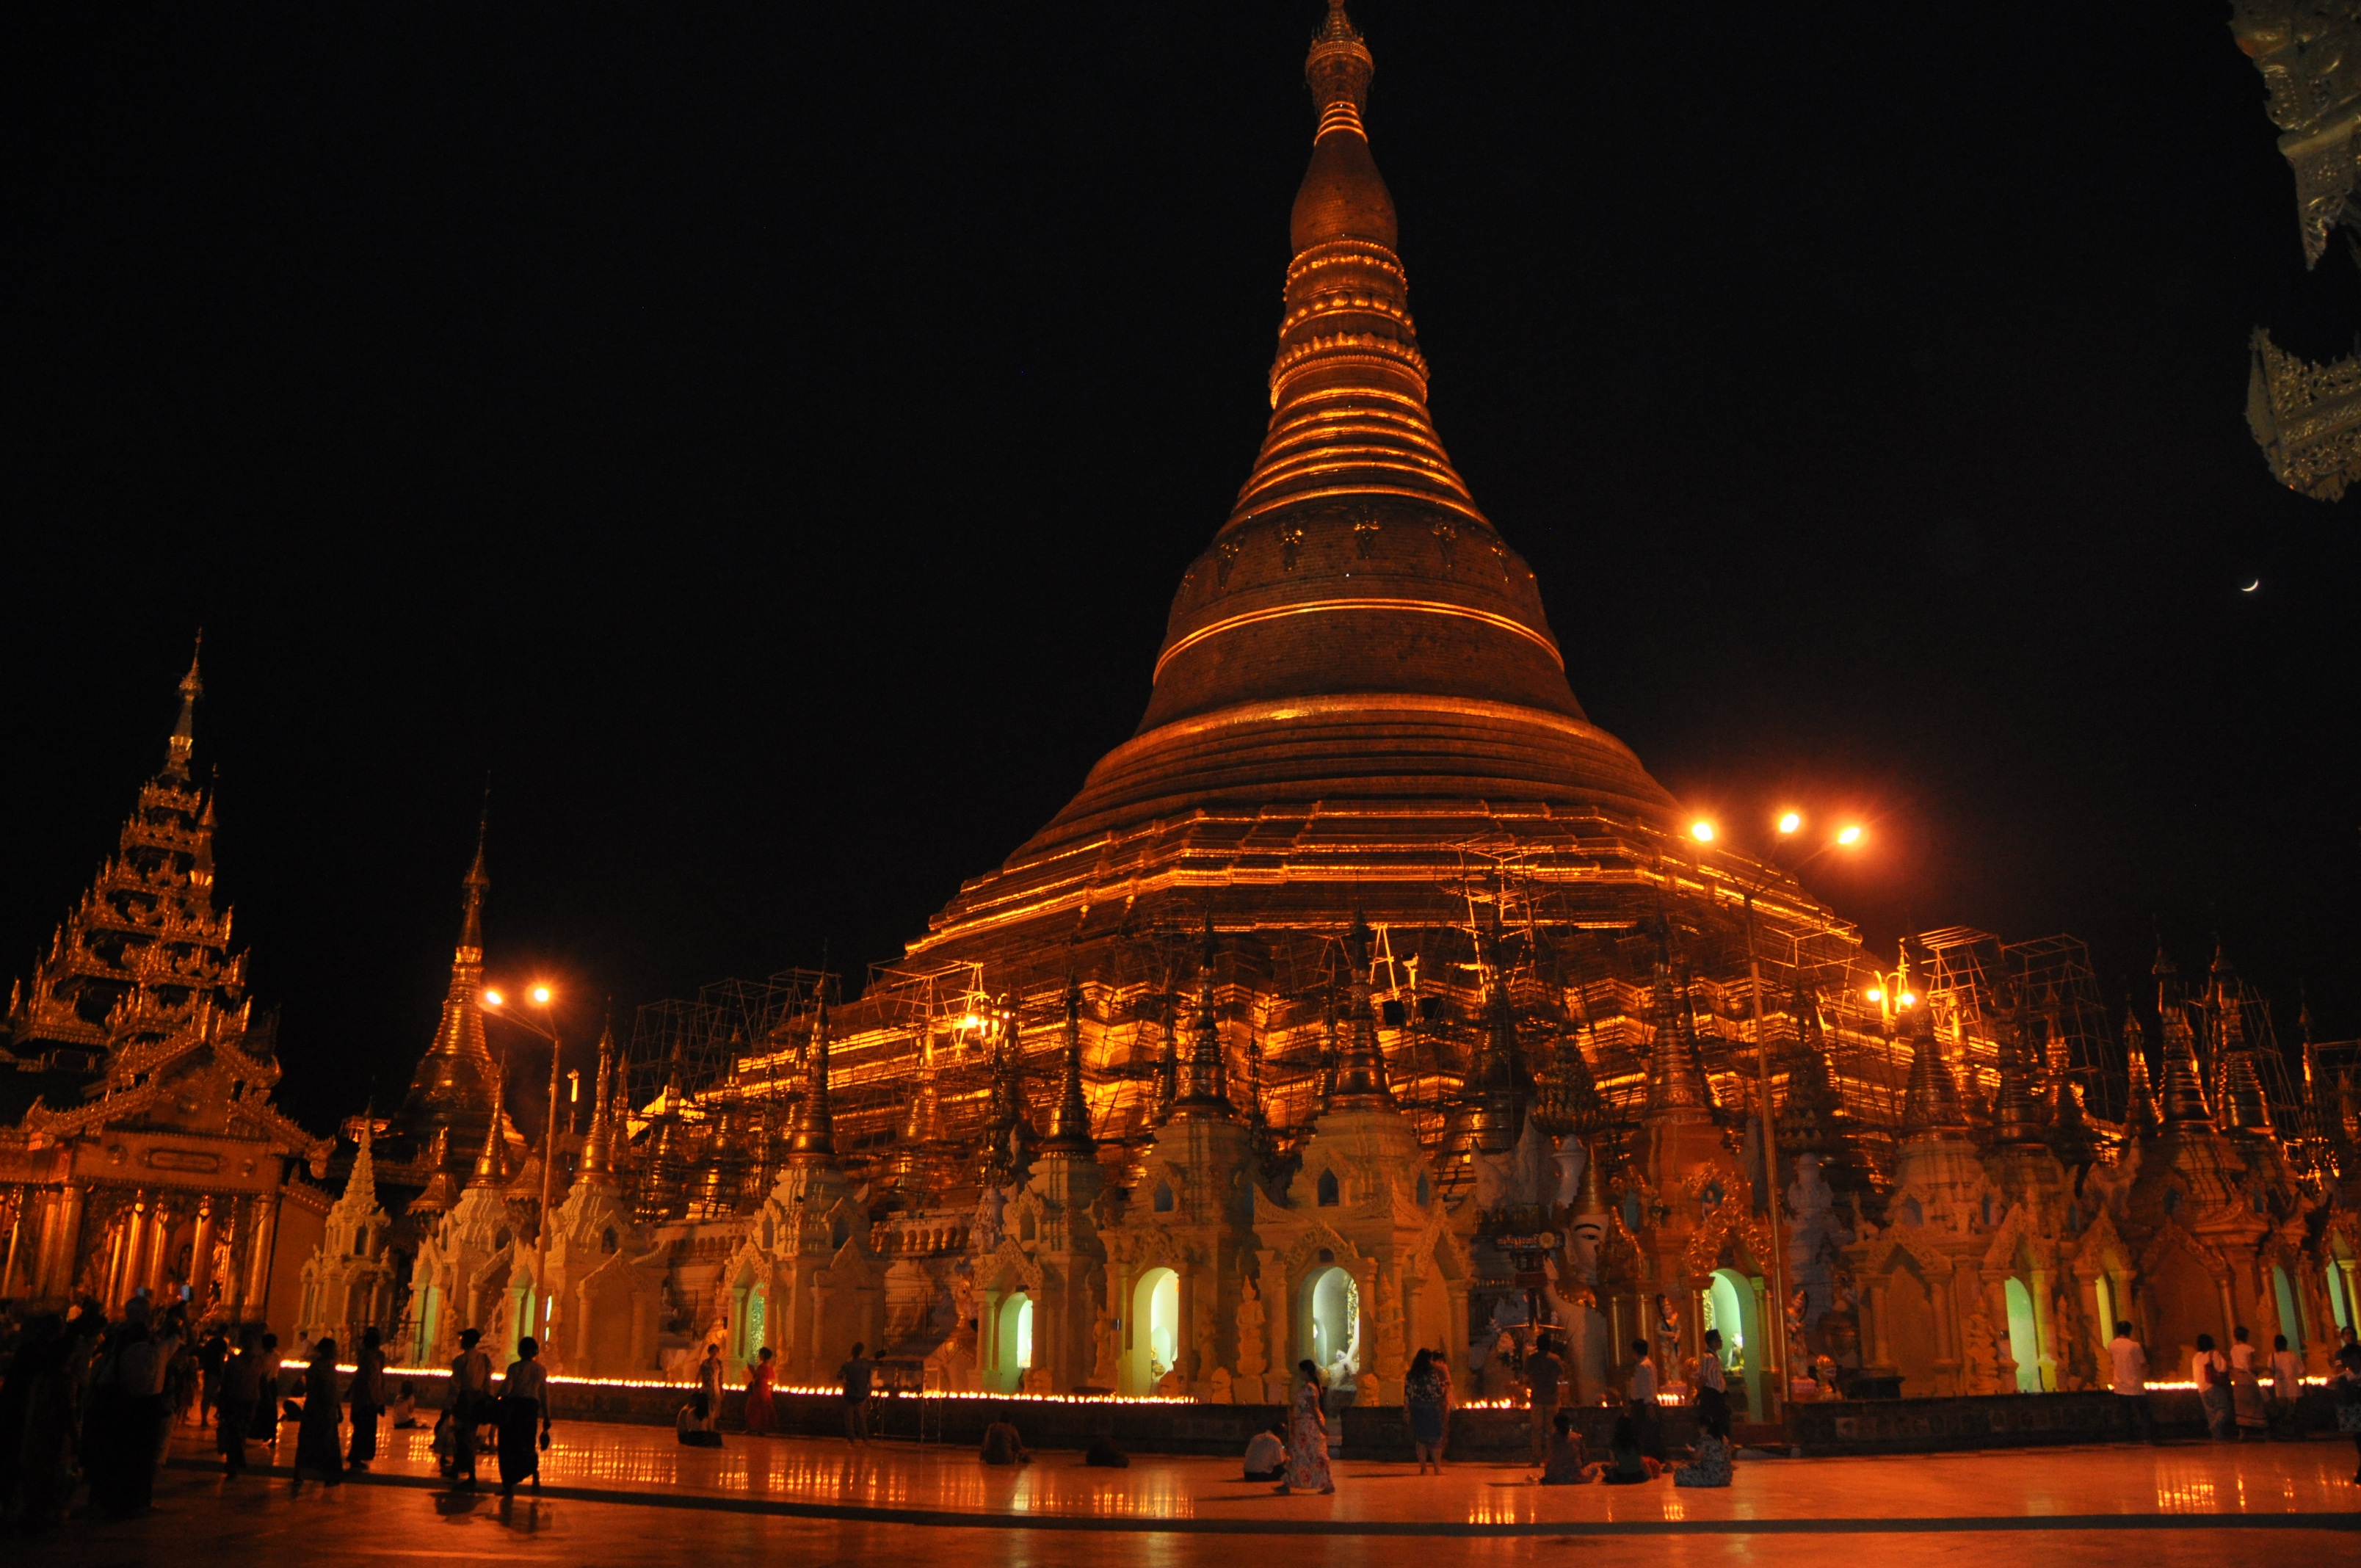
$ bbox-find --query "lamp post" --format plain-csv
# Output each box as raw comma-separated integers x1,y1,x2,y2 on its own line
484,984,563,1356
1686,811,1866,1431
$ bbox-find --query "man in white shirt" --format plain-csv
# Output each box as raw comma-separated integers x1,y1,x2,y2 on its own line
2106,1321,2151,1443
1627,1338,1666,1460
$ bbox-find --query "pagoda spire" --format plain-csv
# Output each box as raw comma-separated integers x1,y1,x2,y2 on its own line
581,1015,617,1178
1042,974,1095,1152
1172,915,1235,1119
2120,1006,2159,1141
343,1114,379,1210
1898,990,1970,1137
1446,907,1524,1153
2156,1001,2215,1128
394,815,501,1157
1990,987,2049,1148
786,995,835,1165
1327,909,1396,1111
2208,944,2274,1137
166,632,202,778
469,1056,512,1187
1642,926,1714,1120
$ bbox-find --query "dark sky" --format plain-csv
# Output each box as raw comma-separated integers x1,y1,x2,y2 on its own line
9,2,2356,1136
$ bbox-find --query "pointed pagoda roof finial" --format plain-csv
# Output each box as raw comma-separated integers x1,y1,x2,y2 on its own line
2121,1004,2159,1141
165,631,203,777
470,1053,512,1187
1327,907,1396,1111
1641,920,1714,1119
786,992,835,1164
582,1013,618,1177
1172,913,1236,1118
1899,984,1970,1138
1042,973,1095,1151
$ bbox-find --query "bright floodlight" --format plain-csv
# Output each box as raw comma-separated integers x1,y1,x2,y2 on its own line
1837,824,1864,846
531,985,552,1006
482,989,504,1007
1777,812,1802,834
1898,991,1918,1007
1864,987,1885,1003
1690,820,1716,843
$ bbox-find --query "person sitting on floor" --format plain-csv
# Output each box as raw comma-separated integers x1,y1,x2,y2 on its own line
1674,1410,1735,1488
1084,1421,1130,1469
1243,1420,1288,1481
981,1408,1031,1466
390,1379,419,1429
676,1390,724,1447
1537,1409,1589,1484
1586,1414,1663,1484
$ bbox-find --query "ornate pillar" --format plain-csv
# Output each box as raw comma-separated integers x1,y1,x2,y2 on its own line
1929,1269,1961,1394
1865,1280,1893,1367
1177,1265,1199,1390
37,1184,87,1302
2215,1275,2240,1348
0,1186,25,1299
188,1199,217,1312
144,1201,178,1300
1981,1274,2017,1390
242,1186,281,1316
2028,1267,2056,1391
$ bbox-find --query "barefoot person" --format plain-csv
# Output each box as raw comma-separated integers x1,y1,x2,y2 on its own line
744,1346,777,1437
1404,1348,1448,1474
1274,1359,1335,1496
497,1336,552,1498
839,1342,875,1445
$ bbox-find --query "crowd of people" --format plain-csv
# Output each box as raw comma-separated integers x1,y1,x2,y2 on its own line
0,1291,563,1532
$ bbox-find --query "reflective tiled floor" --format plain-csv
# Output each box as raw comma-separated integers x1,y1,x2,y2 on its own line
18,1422,2356,1567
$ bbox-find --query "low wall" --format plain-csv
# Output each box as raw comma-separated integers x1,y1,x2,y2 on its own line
276,1368,2345,1459
1786,1387,2346,1455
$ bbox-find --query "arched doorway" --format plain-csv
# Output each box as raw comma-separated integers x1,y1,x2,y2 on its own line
2329,1263,2354,1335
2269,1266,2303,1356
1299,1265,1360,1379
416,1282,443,1362
1707,1268,1758,1416
2003,1278,2041,1393
735,1280,768,1371
986,1291,1033,1392
1126,1267,1180,1393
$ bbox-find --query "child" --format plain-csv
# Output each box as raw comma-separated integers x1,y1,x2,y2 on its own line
391,1379,420,1429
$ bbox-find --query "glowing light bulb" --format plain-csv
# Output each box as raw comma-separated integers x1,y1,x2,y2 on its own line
1837,824,1863,846
482,989,504,1008
1898,992,1917,1008
1690,820,1716,843
1777,812,1802,834
531,984,552,1005
1865,987,1884,1003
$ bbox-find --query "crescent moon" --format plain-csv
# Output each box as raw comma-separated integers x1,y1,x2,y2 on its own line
2241,579,2260,592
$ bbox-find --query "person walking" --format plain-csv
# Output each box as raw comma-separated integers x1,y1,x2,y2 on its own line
449,1328,494,1487
698,1343,725,1435
2329,1326,2361,1483
1524,1334,1564,1467
251,1332,284,1446
196,1326,230,1430
2229,1326,2268,1434
744,1346,778,1436
347,1326,387,1472
289,1337,344,1491
2269,1332,2304,1429
838,1342,874,1445
1404,1348,1448,1473
1695,1328,1730,1426
2106,1321,2152,1442
2193,1333,2235,1440
217,1326,264,1478
1274,1359,1335,1496
497,1336,552,1498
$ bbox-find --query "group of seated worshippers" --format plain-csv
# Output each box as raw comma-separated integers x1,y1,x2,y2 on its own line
1534,1409,1734,1488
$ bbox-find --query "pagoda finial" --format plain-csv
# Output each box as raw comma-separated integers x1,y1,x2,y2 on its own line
343,1114,378,1210
582,1014,617,1177
460,791,490,954
1899,989,1969,1137
1173,914,1235,1119
1327,907,1396,1111
1042,973,1095,1152
2156,1003,2215,1128
166,631,203,777
1641,922,1714,1119
2121,1005,2158,1141
470,1056,511,1186
786,995,835,1164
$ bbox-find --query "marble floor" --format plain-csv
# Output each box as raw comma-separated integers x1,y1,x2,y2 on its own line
17,1422,2357,1567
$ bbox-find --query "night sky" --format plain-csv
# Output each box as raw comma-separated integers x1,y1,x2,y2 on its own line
10,3,2356,1136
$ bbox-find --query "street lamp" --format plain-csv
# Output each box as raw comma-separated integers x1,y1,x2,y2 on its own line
483,981,565,1357
1689,807,1870,1433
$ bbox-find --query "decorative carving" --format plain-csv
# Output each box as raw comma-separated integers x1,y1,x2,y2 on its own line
1431,520,1458,567
1216,536,1246,585
1277,523,1305,570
